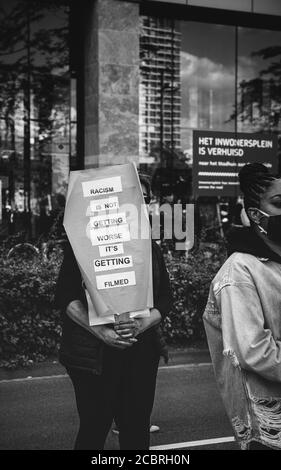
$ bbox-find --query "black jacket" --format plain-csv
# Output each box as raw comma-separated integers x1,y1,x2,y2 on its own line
54,240,173,374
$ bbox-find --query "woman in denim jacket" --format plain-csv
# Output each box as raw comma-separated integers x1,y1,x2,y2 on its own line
203,163,281,450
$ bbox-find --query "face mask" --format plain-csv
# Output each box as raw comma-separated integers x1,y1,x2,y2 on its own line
257,209,281,243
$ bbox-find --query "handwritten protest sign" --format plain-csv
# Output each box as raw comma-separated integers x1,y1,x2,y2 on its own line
63,163,153,325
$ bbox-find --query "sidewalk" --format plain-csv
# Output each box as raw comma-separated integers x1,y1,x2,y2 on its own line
0,346,211,381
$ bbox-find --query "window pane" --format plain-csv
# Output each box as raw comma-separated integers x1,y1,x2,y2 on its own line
0,0,75,236
180,21,236,164
0,0,27,228
30,2,70,203
139,16,181,165
139,16,235,204
237,27,281,134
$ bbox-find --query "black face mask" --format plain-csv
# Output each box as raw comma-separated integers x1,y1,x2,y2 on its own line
258,209,281,243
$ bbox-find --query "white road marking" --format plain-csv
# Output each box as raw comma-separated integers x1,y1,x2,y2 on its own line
150,436,235,450
0,374,68,384
159,363,211,370
0,363,232,451
0,363,212,384
0,364,230,451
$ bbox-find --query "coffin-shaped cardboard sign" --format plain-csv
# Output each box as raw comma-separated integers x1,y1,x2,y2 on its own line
63,163,153,325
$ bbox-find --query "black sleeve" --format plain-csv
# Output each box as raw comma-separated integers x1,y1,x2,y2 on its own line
152,242,174,319
54,242,86,312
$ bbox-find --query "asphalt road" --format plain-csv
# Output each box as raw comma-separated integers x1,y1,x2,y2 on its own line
0,359,239,451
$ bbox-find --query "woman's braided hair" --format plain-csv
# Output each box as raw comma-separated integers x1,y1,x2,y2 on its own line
239,163,276,212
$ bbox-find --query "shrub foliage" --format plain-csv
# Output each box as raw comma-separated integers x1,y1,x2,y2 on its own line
0,241,227,369
0,252,63,369
162,242,227,344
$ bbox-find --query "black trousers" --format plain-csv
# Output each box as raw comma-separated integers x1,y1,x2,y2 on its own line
67,333,160,450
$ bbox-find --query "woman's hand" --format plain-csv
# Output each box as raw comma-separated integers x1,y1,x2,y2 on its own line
92,324,137,349
114,309,162,338
113,319,140,339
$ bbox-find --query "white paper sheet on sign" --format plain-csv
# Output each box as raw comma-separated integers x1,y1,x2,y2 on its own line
63,163,153,325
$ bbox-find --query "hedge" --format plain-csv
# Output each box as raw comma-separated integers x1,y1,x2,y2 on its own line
162,242,227,344
0,251,63,369
0,241,227,369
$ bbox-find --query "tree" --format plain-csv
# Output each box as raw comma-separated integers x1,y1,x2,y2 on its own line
0,0,70,234
229,46,281,133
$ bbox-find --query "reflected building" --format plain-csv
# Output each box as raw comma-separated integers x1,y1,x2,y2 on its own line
139,16,181,164
0,0,77,236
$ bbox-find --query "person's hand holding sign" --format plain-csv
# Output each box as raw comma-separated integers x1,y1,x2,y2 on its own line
65,300,136,350
114,317,139,340
114,309,162,339
93,324,137,350
113,312,139,343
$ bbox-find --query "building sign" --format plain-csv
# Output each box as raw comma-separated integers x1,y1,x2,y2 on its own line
193,130,278,197
63,163,153,325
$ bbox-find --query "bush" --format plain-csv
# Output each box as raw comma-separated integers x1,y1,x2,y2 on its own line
0,238,227,369
0,252,63,369
162,240,227,345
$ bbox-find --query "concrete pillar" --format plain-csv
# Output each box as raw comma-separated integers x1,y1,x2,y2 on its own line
84,0,139,168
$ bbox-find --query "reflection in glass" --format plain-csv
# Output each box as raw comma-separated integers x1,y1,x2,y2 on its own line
139,17,236,204
179,21,236,165
139,16,182,166
0,0,76,237
139,16,191,205
237,27,281,137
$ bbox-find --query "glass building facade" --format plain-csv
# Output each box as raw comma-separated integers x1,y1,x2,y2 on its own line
0,0,76,237
139,16,181,160
139,11,281,203
1,0,281,236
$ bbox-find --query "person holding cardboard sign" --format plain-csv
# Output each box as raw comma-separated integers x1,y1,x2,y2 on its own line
54,175,173,450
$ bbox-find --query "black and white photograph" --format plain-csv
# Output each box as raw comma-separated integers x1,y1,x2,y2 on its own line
0,0,281,459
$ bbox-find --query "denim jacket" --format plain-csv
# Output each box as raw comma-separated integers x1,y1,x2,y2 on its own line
203,251,281,450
